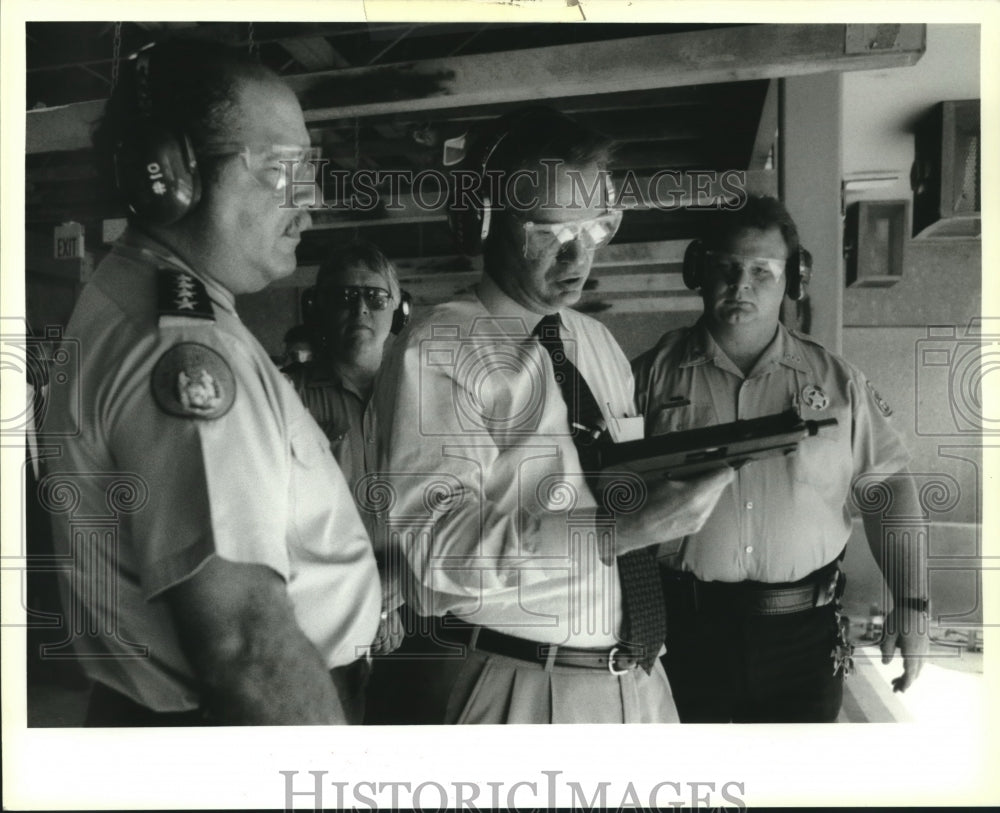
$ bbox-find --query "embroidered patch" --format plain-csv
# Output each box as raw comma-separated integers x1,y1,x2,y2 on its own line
151,342,235,419
157,268,214,320
801,383,829,411
865,379,893,417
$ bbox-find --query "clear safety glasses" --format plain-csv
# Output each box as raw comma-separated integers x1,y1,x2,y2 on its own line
517,209,623,260
318,285,393,312
703,251,786,285
199,143,323,199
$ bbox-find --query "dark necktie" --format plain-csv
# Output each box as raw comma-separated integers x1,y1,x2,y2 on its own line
533,314,665,673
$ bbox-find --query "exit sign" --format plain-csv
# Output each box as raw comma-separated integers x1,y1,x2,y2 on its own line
54,222,85,260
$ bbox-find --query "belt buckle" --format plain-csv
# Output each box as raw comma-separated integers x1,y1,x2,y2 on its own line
607,645,632,676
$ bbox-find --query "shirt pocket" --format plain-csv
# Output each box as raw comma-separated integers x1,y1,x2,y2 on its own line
647,401,718,436
790,404,853,495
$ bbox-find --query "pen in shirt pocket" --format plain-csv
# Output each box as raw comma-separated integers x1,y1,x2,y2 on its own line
659,396,691,410
606,403,645,442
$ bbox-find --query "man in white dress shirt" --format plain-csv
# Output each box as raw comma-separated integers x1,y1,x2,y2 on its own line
372,107,732,724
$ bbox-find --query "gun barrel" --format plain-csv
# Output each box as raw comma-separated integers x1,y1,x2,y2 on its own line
805,418,839,435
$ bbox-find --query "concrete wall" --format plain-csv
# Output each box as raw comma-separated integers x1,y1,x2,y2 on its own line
840,237,983,620
831,24,984,622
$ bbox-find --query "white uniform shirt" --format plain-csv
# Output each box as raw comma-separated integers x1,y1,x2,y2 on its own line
632,319,911,583
289,365,398,608
44,231,381,712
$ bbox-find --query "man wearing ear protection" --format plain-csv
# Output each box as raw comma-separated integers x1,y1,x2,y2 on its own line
632,195,928,722
371,107,732,724
43,40,380,725
291,241,411,661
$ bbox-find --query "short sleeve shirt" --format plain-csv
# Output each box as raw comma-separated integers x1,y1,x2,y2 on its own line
631,319,910,583
43,232,380,712
288,364,399,607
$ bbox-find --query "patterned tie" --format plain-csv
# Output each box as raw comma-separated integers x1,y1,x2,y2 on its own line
533,314,665,673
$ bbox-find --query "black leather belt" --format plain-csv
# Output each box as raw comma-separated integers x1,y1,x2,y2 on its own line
437,617,640,675
662,558,844,617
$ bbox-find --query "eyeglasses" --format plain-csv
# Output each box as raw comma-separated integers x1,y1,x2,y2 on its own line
517,209,623,259
318,285,393,311
199,142,323,200
704,251,786,284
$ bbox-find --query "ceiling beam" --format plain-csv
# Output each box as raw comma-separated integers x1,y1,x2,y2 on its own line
26,24,925,155
312,85,719,133
286,24,925,121
27,99,105,154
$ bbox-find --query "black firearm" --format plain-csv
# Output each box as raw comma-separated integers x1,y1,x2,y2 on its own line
598,409,838,479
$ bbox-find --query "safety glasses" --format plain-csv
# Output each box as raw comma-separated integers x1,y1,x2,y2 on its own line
318,285,393,312
517,209,623,259
704,251,786,284
199,143,323,199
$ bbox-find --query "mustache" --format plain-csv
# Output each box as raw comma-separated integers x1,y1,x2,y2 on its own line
286,210,311,232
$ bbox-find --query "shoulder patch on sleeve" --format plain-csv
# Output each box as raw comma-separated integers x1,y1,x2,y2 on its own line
865,378,893,417
157,268,214,322
151,342,236,419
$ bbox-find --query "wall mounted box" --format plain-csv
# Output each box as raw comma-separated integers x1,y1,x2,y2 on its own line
845,200,909,288
911,99,981,239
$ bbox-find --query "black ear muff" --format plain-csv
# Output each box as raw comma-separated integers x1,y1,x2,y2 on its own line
447,194,489,257
448,107,604,257
391,291,412,335
794,247,812,301
682,239,705,290
447,121,514,256
114,45,201,226
785,246,806,301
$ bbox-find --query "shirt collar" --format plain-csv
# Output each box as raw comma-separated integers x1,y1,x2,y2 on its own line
773,324,811,373
475,274,557,338
114,227,237,314
680,318,809,376
677,318,717,369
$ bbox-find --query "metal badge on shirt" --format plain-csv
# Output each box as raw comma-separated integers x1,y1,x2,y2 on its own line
151,342,236,419
800,383,830,411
